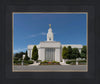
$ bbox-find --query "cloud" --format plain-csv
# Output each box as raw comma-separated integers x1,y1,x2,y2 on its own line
29,32,47,38
28,32,56,39
29,34,38,38
14,48,27,53
40,32,47,35
30,34,36,37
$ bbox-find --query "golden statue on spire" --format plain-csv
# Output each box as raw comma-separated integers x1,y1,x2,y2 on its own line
49,24,51,28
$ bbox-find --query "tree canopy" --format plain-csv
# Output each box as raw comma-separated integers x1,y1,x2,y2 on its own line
81,46,87,58
72,48,80,59
67,46,73,59
14,52,25,60
32,45,38,61
62,46,68,59
62,46,87,59
24,50,30,61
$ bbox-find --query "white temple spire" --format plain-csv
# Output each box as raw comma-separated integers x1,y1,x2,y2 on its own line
47,24,54,41
49,24,51,28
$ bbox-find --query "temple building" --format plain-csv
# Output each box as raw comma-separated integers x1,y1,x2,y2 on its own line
27,24,83,62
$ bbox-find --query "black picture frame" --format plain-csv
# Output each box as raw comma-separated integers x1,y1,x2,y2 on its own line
0,0,100,84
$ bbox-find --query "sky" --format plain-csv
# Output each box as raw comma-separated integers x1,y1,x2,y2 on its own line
13,13,87,53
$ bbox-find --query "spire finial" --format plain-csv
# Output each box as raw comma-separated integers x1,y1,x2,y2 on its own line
49,24,51,28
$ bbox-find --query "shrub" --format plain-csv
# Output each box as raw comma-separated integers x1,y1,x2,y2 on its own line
52,61,57,63
52,61,60,64
78,60,86,63
38,60,42,62
40,61,60,65
14,57,19,60
66,60,86,65
28,61,33,64
14,60,21,64
42,60,48,63
24,60,33,64
40,61,48,65
66,61,71,64
66,60,76,64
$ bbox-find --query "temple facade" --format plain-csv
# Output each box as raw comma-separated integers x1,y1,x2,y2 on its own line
27,24,82,62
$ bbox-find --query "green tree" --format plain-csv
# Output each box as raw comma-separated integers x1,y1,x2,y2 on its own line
62,46,68,59
81,46,87,58
24,50,30,61
67,46,73,59
14,56,19,60
72,48,80,59
14,53,19,60
14,52,25,60
32,45,38,61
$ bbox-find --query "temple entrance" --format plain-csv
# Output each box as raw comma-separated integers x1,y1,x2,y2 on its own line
45,48,55,62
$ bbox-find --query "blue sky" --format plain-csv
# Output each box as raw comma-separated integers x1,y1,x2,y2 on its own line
13,13,87,53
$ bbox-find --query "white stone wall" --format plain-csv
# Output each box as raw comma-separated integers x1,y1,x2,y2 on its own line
60,47,63,61
38,48,40,60
55,48,61,62
39,41,61,48
39,48,45,61
62,44,82,48
31,50,32,58
28,49,31,59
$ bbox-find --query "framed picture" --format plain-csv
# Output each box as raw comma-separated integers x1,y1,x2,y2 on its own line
12,12,88,72
1,0,99,84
